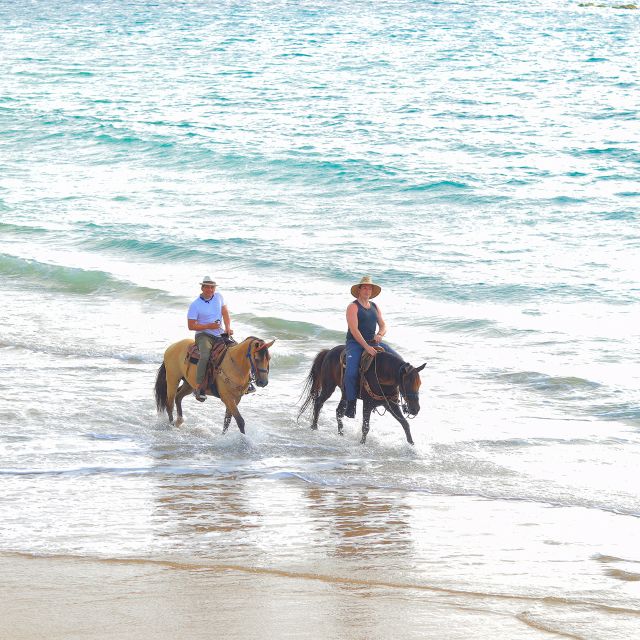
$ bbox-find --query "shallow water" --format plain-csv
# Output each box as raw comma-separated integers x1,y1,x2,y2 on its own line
1,0,639,637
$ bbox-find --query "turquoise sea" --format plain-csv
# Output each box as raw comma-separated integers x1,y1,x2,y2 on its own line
1,1,639,637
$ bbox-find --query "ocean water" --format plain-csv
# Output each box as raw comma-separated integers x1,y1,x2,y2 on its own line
1,0,639,637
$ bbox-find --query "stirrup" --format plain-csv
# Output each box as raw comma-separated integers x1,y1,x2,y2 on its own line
245,382,256,394
194,388,207,402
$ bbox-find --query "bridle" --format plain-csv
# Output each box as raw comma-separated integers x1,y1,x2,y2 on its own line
217,339,270,393
246,340,270,380
366,359,419,419
398,363,419,419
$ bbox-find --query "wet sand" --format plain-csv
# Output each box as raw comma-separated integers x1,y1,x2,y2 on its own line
1,553,564,640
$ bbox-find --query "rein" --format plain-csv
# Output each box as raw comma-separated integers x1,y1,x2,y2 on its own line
217,350,250,393
217,365,248,393
217,340,260,394
361,358,398,417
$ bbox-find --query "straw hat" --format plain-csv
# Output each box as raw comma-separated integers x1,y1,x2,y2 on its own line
200,276,217,286
350,275,381,299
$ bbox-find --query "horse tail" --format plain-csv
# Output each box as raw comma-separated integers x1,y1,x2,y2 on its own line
297,349,330,421
154,362,168,414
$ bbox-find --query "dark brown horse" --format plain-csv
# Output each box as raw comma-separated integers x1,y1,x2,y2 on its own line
298,346,425,444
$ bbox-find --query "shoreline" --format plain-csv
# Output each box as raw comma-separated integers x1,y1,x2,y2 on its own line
1,552,632,640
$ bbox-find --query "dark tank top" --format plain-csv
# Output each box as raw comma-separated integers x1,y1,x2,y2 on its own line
346,300,378,343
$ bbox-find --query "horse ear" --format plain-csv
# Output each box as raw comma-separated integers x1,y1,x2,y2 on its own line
256,339,275,352
416,363,426,372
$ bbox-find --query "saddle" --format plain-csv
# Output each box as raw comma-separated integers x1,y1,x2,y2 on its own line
339,346,385,399
185,337,233,398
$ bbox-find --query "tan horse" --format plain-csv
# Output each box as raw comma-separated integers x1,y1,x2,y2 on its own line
154,336,274,433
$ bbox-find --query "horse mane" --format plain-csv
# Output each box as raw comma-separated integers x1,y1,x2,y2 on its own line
372,350,405,377
241,336,268,346
231,336,261,347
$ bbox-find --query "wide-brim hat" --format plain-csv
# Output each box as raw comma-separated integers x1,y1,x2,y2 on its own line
200,276,217,286
351,275,381,299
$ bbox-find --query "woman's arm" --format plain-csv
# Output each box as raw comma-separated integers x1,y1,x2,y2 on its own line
373,304,387,343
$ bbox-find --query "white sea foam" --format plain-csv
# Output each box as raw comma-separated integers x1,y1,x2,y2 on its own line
1,1,639,635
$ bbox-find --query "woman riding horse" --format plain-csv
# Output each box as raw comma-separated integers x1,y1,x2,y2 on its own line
299,276,425,444
344,275,401,418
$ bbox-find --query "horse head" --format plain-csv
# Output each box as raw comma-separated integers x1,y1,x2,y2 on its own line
399,362,426,416
250,338,275,387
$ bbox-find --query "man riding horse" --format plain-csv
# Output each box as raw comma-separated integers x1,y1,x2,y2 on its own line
344,276,401,418
187,276,233,401
154,275,273,433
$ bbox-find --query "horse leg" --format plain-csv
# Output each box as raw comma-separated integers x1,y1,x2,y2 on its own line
360,400,373,444
222,399,245,434
233,408,245,434
222,410,232,434
311,384,336,431
165,367,184,425
388,402,414,445
336,395,346,436
174,380,192,428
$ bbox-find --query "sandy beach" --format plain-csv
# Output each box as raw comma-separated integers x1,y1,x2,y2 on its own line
2,552,583,640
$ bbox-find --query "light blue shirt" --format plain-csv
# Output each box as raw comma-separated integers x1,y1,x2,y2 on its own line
187,292,225,337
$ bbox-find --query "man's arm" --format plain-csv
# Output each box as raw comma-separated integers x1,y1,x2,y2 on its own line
188,318,221,332
221,305,233,335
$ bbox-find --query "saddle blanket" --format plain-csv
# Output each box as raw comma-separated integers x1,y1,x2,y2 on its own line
185,340,229,398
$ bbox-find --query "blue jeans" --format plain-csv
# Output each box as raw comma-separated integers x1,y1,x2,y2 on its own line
344,340,400,401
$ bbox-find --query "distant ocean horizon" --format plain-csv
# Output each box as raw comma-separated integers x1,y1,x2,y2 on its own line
1,1,639,637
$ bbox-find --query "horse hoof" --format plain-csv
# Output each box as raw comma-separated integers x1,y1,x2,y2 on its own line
175,417,184,428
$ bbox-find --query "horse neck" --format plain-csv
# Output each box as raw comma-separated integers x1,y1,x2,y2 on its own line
374,353,404,385
224,339,252,377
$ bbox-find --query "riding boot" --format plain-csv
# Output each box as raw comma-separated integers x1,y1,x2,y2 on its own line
345,399,356,418
194,386,207,402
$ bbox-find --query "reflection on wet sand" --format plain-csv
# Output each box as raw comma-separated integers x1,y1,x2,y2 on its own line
305,486,414,559
152,474,261,553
